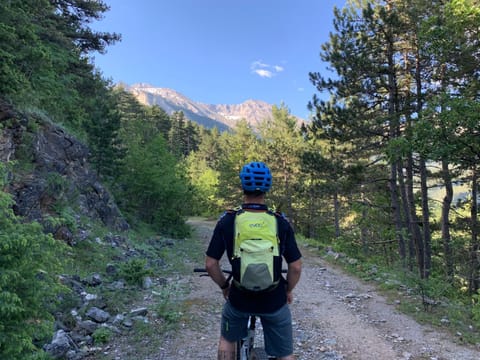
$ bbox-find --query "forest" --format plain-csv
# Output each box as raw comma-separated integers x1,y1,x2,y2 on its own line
0,0,479,358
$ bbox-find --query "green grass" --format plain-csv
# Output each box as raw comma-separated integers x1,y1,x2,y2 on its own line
153,282,189,329
63,234,121,276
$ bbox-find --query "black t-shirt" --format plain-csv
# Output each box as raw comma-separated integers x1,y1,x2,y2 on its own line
206,203,302,313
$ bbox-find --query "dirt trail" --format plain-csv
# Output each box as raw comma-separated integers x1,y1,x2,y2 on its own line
155,219,479,359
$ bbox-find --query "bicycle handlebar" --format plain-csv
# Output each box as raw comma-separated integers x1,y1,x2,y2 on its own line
194,268,231,274
194,268,287,274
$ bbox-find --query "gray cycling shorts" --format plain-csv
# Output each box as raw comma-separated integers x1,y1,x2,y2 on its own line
221,301,293,357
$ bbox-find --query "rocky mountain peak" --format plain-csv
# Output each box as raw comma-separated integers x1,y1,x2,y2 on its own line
125,84,278,130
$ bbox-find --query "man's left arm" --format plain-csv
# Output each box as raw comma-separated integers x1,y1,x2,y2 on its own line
281,218,302,304
286,258,302,304
206,255,230,299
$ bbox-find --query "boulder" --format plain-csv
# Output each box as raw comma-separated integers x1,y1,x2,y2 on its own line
44,330,76,359
86,307,110,323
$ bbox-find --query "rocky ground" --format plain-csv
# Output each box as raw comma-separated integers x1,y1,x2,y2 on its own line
96,218,480,360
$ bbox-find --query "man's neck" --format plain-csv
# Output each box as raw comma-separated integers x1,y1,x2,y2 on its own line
243,194,265,204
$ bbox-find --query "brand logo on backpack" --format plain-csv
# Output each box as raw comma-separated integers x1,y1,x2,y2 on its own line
232,210,280,292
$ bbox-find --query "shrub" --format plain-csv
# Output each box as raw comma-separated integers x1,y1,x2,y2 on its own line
119,259,152,286
0,164,66,359
154,284,184,327
92,327,112,345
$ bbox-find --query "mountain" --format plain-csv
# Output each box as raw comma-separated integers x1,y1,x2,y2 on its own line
124,83,277,130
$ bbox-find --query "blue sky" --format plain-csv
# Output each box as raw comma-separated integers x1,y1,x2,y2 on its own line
92,1,346,119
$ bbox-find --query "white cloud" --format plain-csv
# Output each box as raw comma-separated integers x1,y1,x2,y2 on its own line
251,60,269,69
251,60,285,78
254,69,274,78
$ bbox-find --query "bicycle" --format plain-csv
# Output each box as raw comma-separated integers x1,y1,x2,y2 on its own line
194,268,276,360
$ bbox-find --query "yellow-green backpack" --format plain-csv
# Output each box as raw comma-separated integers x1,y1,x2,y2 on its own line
232,209,280,292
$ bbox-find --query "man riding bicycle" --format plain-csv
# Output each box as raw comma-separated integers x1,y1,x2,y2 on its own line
205,161,302,360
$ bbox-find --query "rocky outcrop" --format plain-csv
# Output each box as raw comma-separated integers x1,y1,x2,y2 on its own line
0,100,24,162
44,267,155,360
0,100,129,237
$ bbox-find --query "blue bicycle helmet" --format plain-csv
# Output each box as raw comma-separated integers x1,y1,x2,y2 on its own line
239,161,272,193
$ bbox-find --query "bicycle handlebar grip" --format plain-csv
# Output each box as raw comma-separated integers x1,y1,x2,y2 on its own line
193,268,207,273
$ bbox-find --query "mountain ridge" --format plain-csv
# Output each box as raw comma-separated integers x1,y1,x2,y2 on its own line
124,83,296,130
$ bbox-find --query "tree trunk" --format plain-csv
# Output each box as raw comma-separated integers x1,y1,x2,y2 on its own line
413,30,429,278
283,159,293,222
333,189,340,238
419,157,432,278
307,180,317,239
469,168,479,293
385,19,406,267
396,163,408,266
406,153,424,275
440,158,454,281
390,162,406,263
360,188,369,256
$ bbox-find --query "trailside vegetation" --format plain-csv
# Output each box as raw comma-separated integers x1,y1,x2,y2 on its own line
0,164,66,359
1,0,480,355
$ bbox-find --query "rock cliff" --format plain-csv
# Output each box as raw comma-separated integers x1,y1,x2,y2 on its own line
0,100,128,241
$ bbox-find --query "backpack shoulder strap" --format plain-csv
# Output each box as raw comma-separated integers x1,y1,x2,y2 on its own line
233,206,243,215
269,210,287,255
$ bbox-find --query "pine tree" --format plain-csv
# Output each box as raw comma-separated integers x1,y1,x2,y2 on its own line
0,0,120,127
216,120,260,207
258,104,304,221
83,77,123,179
118,135,191,237
146,105,171,140
168,111,187,157
309,1,423,272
